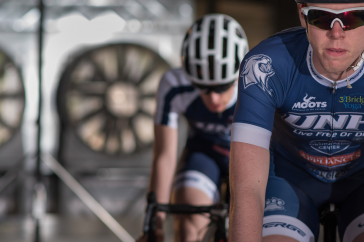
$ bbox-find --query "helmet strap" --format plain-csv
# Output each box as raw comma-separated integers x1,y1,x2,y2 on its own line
350,52,364,72
345,52,364,89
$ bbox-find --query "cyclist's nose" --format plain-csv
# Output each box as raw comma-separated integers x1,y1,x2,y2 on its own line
329,20,345,39
209,92,221,103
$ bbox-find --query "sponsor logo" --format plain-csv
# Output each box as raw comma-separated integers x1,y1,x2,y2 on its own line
194,122,231,135
264,197,285,212
312,169,347,180
240,54,275,96
309,140,351,155
262,222,306,237
300,150,361,167
339,94,364,110
283,114,364,130
292,93,327,111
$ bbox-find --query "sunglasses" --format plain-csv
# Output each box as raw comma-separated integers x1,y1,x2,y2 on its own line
301,6,364,31
193,82,235,94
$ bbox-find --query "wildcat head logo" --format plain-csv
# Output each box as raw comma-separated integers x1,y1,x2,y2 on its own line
240,54,275,96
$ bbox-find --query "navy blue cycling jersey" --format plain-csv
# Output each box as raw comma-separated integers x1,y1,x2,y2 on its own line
232,27,364,183
154,68,236,152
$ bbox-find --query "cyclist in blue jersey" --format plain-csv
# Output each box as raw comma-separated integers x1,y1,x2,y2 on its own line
137,14,248,241
230,0,364,241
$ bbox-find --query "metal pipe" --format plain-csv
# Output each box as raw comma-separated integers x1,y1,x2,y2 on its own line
36,0,44,184
34,0,45,241
41,153,134,242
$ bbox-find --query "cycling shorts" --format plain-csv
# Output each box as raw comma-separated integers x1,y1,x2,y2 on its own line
263,153,364,242
173,146,229,203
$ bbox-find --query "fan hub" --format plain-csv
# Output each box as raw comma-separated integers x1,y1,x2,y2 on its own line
106,82,139,117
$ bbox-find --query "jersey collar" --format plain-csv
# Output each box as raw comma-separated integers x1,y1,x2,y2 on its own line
306,45,364,89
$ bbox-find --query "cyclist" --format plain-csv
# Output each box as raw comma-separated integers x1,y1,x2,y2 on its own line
230,0,364,241
138,14,248,241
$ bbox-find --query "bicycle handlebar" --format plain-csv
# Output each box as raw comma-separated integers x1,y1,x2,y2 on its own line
142,191,229,240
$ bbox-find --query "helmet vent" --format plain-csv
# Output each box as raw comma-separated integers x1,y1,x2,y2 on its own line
208,20,215,50
222,64,227,79
209,55,215,80
236,28,243,38
196,64,203,80
195,38,201,59
235,44,240,72
222,37,227,58
223,18,230,30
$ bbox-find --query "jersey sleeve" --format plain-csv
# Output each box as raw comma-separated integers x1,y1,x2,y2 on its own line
232,41,290,150
154,70,180,128
154,69,198,129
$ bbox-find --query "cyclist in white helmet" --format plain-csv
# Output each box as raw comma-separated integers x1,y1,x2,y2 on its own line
138,14,248,241
230,0,364,241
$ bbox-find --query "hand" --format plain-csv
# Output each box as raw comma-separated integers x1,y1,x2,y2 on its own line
136,213,165,242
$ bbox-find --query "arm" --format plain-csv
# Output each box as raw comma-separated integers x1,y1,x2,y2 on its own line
149,124,178,204
229,141,270,241
137,125,178,242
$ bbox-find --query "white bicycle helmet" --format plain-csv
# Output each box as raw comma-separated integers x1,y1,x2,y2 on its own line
181,14,249,86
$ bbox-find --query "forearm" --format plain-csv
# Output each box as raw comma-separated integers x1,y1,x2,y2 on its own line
149,155,177,203
229,188,265,241
148,125,178,204
229,142,269,241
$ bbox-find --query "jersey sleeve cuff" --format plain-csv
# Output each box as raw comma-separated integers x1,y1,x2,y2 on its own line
231,123,272,150
154,112,179,129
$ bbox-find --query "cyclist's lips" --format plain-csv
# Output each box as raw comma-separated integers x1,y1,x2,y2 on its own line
325,48,348,57
208,104,223,111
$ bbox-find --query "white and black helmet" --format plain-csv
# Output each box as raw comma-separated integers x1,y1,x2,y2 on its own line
181,14,249,86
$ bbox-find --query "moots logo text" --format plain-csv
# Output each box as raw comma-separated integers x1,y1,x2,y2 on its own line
292,93,327,111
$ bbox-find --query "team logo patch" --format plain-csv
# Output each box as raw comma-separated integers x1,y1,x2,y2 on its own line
309,140,351,155
264,197,285,212
240,54,275,96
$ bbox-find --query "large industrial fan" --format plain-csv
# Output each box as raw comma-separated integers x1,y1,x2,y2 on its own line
57,43,170,156
0,51,24,150
0,49,25,216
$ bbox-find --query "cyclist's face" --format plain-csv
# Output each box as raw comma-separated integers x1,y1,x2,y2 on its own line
299,3,364,79
199,83,236,113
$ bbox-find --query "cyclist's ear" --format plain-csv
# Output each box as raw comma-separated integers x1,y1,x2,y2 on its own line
297,3,308,29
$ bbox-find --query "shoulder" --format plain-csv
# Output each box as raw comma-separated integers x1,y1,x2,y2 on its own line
157,68,198,102
160,68,193,88
240,27,308,89
238,28,309,107
244,27,308,68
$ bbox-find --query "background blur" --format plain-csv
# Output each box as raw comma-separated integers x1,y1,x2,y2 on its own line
0,0,300,241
